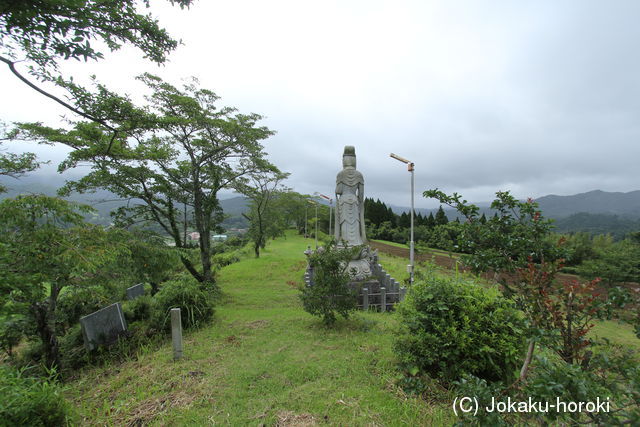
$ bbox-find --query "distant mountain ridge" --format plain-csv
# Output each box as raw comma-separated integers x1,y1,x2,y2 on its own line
390,189,640,220
2,176,639,236
389,189,640,238
534,190,640,219
0,177,251,227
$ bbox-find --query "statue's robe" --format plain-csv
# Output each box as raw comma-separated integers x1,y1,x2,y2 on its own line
335,168,366,246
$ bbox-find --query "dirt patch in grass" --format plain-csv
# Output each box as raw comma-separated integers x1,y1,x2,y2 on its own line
276,410,317,426
125,390,196,426
245,319,270,329
228,319,270,330
224,335,241,346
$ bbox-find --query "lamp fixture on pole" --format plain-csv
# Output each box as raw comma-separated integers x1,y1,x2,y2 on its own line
390,153,415,286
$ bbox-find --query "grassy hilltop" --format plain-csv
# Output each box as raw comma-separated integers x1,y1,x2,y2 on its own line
64,231,454,425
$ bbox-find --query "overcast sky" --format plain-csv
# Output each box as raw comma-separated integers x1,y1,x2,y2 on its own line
2,0,640,208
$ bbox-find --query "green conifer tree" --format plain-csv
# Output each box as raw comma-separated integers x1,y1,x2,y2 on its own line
435,206,449,226
426,212,436,228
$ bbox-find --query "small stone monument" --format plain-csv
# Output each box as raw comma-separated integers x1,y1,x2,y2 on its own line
171,308,183,360
126,283,145,300
304,146,404,310
79,302,128,351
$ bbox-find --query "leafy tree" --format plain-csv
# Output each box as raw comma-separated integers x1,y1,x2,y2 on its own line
412,225,432,246
398,211,410,228
364,198,382,226
387,206,397,225
425,191,558,278
423,189,638,378
425,212,436,228
364,198,396,227
363,198,375,225
577,238,640,286
241,170,289,258
0,122,41,192
427,222,464,254
0,316,25,358
273,191,310,234
372,220,397,242
434,205,448,226
556,232,596,266
20,74,277,287
1,0,193,127
0,195,124,368
415,212,424,226
121,229,181,295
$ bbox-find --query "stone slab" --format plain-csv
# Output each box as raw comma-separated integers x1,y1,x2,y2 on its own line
80,302,127,351
126,283,145,300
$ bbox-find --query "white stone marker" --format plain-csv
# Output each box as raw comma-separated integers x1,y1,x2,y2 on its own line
171,308,183,360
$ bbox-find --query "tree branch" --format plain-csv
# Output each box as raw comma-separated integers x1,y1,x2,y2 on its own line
0,55,123,153
1,56,110,129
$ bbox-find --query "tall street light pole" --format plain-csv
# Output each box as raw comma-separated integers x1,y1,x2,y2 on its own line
304,203,308,238
390,153,415,286
308,199,318,249
318,193,332,237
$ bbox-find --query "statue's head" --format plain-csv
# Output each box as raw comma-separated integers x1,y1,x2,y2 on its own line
342,145,356,168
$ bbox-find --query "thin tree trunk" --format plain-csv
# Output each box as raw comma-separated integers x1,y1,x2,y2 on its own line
519,339,536,380
32,287,61,370
46,285,61,370
180,255,203,282
191,181,217,286
199,229,213,284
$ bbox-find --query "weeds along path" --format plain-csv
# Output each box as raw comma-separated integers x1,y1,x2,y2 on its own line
65,231,453,426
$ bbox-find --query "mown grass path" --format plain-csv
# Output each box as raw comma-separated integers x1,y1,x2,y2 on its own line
65,232,453,426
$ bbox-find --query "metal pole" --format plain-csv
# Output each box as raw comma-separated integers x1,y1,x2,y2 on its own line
315,202,319,249
409,162,415,286
329,200,332,237
390,153,415,286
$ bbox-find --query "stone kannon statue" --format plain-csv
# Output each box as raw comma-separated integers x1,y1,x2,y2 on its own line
335,145,367,246
334,145,372,279
305,146,402,304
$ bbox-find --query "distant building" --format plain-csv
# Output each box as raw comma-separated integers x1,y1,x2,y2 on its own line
212,234,227,242
188,232,200,241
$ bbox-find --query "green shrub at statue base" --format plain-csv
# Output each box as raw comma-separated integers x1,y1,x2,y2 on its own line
300,244,360,326
394,274,525,385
